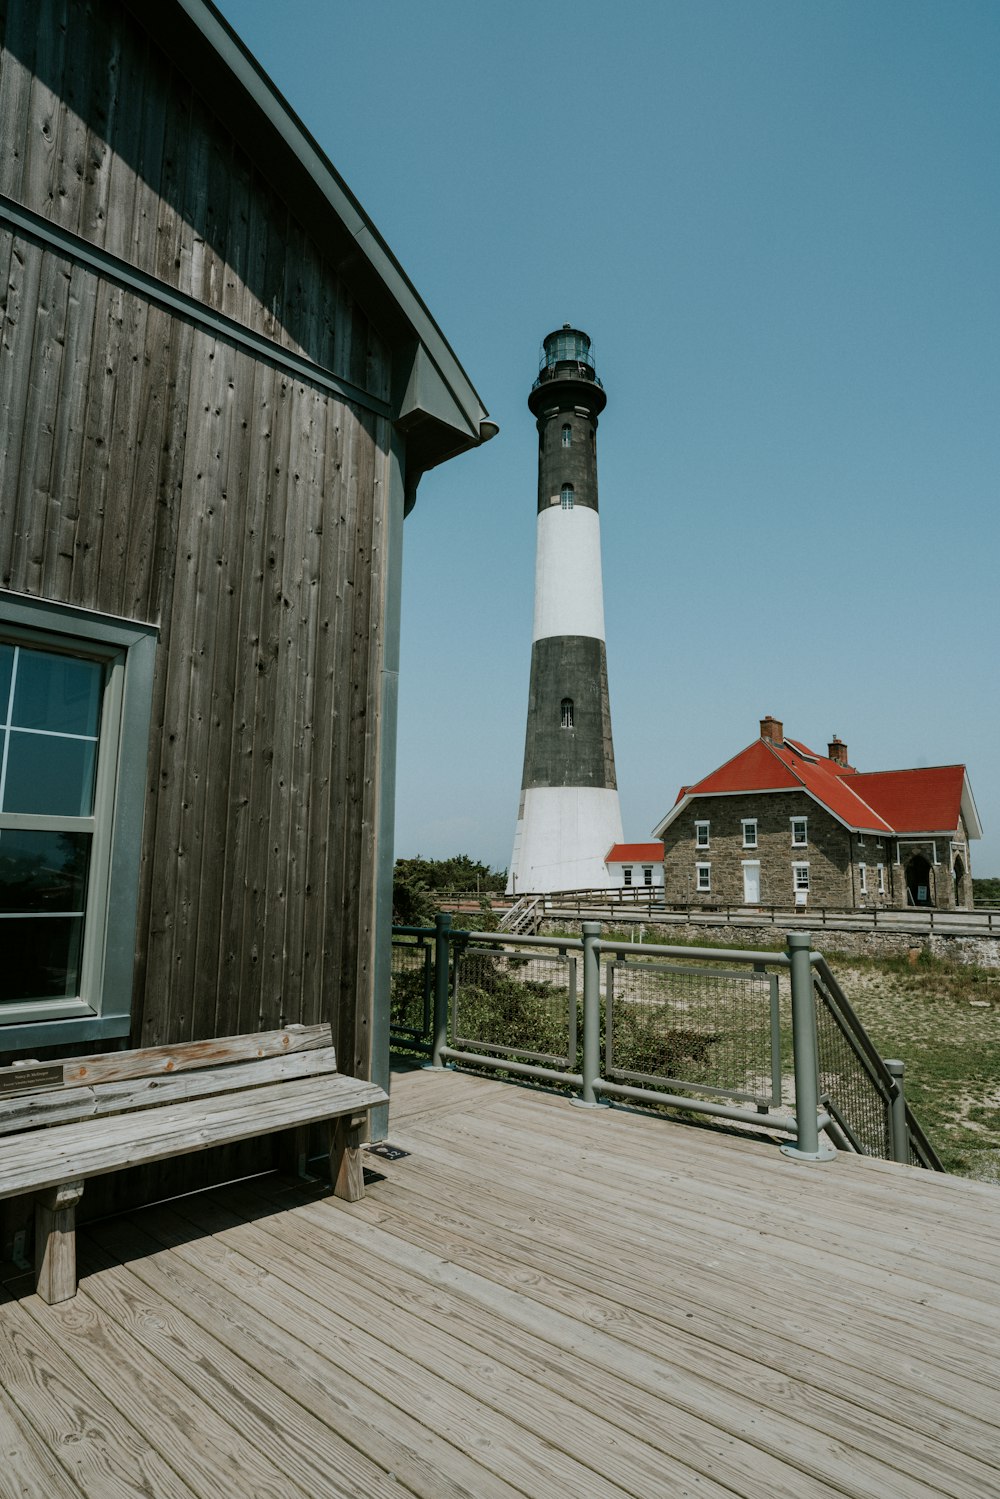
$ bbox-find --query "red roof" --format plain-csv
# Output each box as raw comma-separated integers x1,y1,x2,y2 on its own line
606,842,663,863
850,766,970,834
653,734,979,839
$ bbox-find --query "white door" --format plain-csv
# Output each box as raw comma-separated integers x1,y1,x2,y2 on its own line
743,862,760,903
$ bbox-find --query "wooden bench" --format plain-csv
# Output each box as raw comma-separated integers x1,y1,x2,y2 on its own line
0,1023,387,1304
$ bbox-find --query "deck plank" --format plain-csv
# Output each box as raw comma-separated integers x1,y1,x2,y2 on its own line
0,1065,997,1499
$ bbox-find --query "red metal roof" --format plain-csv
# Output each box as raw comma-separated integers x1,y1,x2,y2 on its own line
653,733,977,839
606,842,664,863
849,766,968,834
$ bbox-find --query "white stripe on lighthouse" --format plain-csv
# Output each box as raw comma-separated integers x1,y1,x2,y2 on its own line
509,786,624,894
532,505,607,644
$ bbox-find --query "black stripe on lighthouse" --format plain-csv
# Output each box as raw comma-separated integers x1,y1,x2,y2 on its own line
520,635,617,790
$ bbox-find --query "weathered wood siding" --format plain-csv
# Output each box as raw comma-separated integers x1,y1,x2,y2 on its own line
0,0,396,1079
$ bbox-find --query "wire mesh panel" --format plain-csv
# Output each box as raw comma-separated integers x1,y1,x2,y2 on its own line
814,981,892,1159
452,944,577,1068
389,937,433,1048
606,959,781,1106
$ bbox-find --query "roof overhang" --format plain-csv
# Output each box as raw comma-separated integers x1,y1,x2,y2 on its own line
126,0,493,482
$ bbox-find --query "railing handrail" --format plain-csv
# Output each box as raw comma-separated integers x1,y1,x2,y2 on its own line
390,920,943,1171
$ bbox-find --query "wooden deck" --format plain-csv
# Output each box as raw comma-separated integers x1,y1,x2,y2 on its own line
2,1065,999,1499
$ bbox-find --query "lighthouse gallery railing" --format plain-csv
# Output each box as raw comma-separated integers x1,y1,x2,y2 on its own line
390,917,944,1170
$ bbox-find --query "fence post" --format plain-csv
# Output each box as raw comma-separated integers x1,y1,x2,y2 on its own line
573,920,602,1108
884,1058,909,1164
781,931,836,1162
431,911,452,1069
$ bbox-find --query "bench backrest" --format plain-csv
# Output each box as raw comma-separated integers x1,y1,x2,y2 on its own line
0,1024,336,1136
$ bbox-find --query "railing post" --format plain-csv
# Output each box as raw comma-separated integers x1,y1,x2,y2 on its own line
884,1058,909,1164
781,931,836,1162
431,911,452,1068
574,920,602,1108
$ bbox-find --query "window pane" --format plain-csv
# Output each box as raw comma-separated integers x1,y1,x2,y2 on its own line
11,648,102,735
0,644,12,715
0,915,84,1003
0,829,90,912
2,730,98,815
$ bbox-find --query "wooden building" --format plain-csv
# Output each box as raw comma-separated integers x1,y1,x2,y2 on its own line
0,0,492,1165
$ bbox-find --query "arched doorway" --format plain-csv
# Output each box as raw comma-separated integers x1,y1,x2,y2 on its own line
905,854,933,907
954,857,966,908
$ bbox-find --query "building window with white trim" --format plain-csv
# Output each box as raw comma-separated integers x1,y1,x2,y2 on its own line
643,865,653,886
859,862,867,895
560,697,574,729
560,484,574,510
695,820,710,849
0,597,155,1050
742,818,757,849
696,862,711,892
877,863,885,895
623,865,632,886
561,424,572,448
791,816,808,847
792,861,810,893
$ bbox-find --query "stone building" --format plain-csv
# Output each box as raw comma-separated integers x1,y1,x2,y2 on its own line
652,717,980,911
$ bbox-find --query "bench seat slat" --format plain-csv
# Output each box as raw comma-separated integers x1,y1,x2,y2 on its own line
57,1024,334,1088
0,1073,387,1201
0,1049,342,1138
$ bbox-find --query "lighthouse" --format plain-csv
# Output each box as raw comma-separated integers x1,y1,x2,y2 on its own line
507,326,623,894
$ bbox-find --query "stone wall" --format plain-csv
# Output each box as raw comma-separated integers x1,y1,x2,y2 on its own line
662,791,854,907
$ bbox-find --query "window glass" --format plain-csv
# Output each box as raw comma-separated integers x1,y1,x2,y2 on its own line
742,820,757,848
560,485,574,510
12,649,102,735
791,818,807,846
623,866,632,885
3,733,98,816
0,829,89,913
695,821,709,848
0,644,12,714
562,424,572,447
560,697,574,729
793,863,810,890
0,916,84,1004
696,863,711,891
643,866,652,886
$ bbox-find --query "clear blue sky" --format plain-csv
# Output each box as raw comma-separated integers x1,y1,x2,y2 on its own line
217,0,999,876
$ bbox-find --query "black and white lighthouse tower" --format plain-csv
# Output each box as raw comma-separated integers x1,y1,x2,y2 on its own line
507,327,623,893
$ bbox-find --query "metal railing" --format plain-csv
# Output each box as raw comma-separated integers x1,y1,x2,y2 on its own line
390,916,943,1169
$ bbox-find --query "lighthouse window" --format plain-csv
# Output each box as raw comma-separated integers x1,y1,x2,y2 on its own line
560,485,574,510
560,698,574,729
561,425,572,448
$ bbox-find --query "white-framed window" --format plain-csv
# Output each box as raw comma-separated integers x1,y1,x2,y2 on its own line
642,865,653,887
696,862,711,892
857,832,865,847
0,594,156,1051
742,818,757,849
695,820,710,849
560,484,574,510
561,424,572,448
623,865,632,886
792,861,810,892
877,863,885,895
791,817,808,847
560,697,574,729
859,862,867,895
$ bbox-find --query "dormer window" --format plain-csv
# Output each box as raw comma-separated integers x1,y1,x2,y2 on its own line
560,698,574,729
560,484,574,510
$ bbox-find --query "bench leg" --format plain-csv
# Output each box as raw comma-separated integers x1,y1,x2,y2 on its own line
330,1114,365,1202
282,1124,312,1179
35,1181,85,1305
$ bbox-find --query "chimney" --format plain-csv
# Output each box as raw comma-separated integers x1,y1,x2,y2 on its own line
760,715,783,746
828,735,849,768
